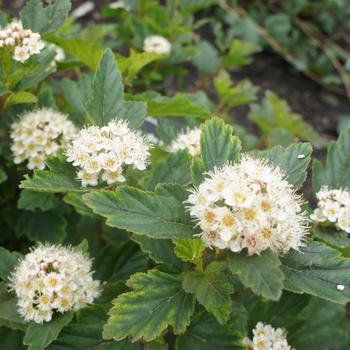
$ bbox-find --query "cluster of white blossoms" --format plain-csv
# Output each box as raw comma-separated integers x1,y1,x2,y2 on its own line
143,35,171,55
187,156,308,255
243,322,294,350
167,127,201,156
9,244,101,324
66,119,151,187
0,20,45,63
10,108,76,170
310,187,350,233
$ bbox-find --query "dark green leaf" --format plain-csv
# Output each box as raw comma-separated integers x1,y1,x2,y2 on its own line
281,241,350,303
255,142,312,189
176,311,244,350
16,211,67,243
18,190,58,211
0,248,22,282
183,262,234,324
103,269,195,341
228,250,284,301
24,312,74,350
84,184,198,239
20,0,71,34
145,150,192,191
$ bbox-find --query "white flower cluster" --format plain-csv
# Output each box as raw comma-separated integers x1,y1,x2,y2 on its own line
167,127,201,156
9,244,100,324
66,119,150,187
243,322,294,350
143,35,171,55
311,187,350,233
10,108,76,170
0,20,45,63
187,156,308,255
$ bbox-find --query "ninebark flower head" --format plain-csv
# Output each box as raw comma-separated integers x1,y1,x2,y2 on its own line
9,244,100,324
10,108,76,170
187,156,308,255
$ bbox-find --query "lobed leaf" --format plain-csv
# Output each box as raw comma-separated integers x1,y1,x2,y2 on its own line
84,184,198,239
228,250,284,301
103,269,195,341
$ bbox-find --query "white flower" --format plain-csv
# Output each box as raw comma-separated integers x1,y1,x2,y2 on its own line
13,46,30,63
109,1,131,10
311,187,350,233
66,119,151,187
186,156,308,256
10,108,76,170
9,244,101,324
143,35,171,55
167,127,201,157
245,322,294,350
0,20,45,63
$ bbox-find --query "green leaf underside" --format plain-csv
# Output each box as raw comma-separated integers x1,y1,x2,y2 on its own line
103,270,195,341
18,190,58,211
84,184,198,239
255,142,312,189
183,262,234,324
176,312,244,350
228,250,284,301
24,312,74,350
281,241,350,304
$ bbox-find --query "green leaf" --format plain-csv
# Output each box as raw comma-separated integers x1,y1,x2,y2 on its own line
103,269,195,341
85,49,124,126
63,193,95,217
0,167,7,184
94,241,147,281
173,238,206,264
281,241,350,304
200,116,241,173
4,92,37,109
312,129,350,192
50,38,104,71
24,312,74,350
16,211,67,243
228,250,284,301
223,39,260,68
156,118,178,144
314,225,350,249
20,155,83,193
84,184,198,239
176,311,244,350
0,247,22,282
213,70,257,108
132,92,212,119
292,298,348,350
193,41,220,75
0,283,26,330
132,235,184,267
85,49,146,128
144,150,192,191
183,262,234,324
249,91,321,146
18,189,58,211
255,142,312,189
49,305,140,350
20,0,71,34
0,327,25,349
